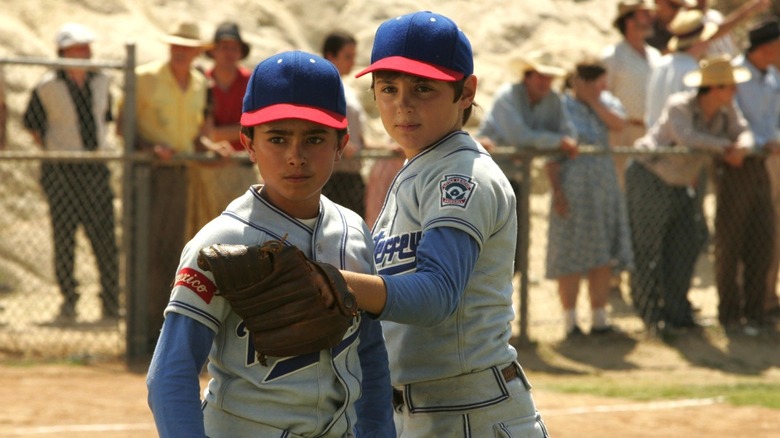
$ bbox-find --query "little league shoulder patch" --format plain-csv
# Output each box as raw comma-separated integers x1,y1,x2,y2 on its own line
175,267,217,304
439,174,477,208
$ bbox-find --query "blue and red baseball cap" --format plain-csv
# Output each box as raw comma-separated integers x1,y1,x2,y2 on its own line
355,11,473,82
241,50,347,129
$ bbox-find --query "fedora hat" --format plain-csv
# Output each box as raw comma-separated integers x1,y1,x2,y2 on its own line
667,9,718,52
160,21,208,48
747,19,780,52
682,55,751,87
207,21,250,59
613,0,655,27
511,51,566,78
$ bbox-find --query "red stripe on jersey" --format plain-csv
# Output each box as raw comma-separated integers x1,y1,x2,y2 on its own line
174,268,217,304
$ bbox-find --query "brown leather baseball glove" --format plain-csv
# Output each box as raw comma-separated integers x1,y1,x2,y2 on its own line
197,238,358,365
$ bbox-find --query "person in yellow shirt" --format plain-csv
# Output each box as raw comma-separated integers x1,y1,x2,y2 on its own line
118,20,209,354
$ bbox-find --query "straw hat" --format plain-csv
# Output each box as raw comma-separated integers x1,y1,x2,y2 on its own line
667,9,718,52
511,51,566,77
682,55,751,87
613,0,655,27
160,21,208,47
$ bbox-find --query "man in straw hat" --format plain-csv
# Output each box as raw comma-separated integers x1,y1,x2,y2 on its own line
602,0,662,188
478,51,577,157
118,20,210,354
477,51,578,279
626,55,752,335
733,19,780,330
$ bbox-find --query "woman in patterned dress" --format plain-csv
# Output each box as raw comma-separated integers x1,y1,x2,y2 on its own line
545,60,634,339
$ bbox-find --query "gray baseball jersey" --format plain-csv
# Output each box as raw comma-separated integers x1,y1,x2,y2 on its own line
166,186,374,437
374,131,518,385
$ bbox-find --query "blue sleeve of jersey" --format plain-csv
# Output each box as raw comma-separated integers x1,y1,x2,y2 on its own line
354,315,396,437
147,312,213,438
379,227,479,325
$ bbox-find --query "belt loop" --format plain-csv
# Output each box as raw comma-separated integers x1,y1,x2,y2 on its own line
514,362,532,391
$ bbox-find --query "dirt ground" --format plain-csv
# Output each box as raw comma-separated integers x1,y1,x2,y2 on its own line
3,328,780,438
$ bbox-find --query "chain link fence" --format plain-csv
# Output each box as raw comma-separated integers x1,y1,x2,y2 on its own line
1,50,777,362
0,52,132,360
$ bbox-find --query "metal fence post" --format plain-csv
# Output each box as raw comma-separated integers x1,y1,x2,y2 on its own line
120,42,147,362
517,154,532,345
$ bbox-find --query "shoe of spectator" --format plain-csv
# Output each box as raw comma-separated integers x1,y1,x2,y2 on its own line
590,325,624,336
49,305,76,326
565,325,585,340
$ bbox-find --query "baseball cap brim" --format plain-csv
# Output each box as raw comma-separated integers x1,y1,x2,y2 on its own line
240,103,348,129
355,56,465,81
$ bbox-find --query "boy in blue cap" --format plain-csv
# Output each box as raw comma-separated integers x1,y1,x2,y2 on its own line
146,50,394,438
339,11,549,437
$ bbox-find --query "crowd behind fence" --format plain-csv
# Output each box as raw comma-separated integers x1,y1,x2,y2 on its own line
0,52,776,363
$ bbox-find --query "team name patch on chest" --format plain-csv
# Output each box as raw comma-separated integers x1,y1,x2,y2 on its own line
439,174,477,208
175,268,217,304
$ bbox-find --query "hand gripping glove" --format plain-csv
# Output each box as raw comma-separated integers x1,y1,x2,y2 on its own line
197,239,358,365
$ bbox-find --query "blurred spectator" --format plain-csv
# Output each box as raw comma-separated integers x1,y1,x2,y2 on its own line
646,9,718,127
476,51,579,326
626,56,752,334
602,0,662,189
646,10,719,262
646,0,693,54
320,30,367,217
732,20,780,327
118,20,209,353
188,21,258,237
23,23,119,324
718,21,780,334
545,60,634,339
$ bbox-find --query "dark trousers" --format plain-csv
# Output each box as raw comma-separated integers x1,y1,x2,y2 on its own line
625,163,705,328
146,165,188,353
714,158,774,326
40,162,118,315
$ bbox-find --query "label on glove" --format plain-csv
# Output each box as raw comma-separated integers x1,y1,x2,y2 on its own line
175,268,217,304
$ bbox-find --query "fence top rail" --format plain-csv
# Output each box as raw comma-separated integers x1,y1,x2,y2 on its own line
490,145,771,158
0,145,769,162
0,56,126,70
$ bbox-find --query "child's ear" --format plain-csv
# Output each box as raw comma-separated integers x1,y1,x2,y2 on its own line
240,131,257,162
459,75,478,108
335,133,350,162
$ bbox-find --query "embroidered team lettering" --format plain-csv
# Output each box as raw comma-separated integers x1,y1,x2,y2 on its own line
374,230,422,266
174,268,217,304
439,174,477,208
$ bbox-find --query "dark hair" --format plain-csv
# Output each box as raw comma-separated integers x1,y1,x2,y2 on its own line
240,125,348,143
575,61,607,81
321,30,357,58
370,70,477,125
614,11,635,36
